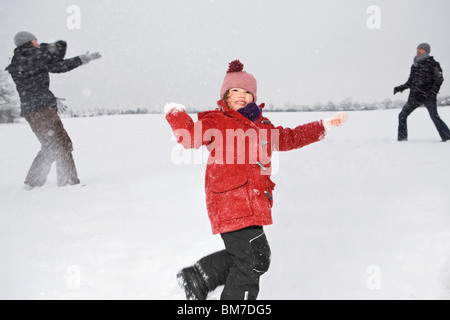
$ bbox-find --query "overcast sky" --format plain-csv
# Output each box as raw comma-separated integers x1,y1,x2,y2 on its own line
1,0,450,112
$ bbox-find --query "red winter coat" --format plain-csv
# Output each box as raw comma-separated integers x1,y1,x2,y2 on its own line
166,101,326,234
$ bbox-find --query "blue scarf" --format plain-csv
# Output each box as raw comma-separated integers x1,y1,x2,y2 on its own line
237,103,262,122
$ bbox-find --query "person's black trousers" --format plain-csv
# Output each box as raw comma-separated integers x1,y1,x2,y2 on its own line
398,98,450,141
24,108,79,187
197,226,271,300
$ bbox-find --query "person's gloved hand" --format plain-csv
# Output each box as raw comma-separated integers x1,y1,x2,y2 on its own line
164,102,186,115
322,112,348,133
56,98,68,114
45,41,68,60
80,51,102,65
394,85,407,95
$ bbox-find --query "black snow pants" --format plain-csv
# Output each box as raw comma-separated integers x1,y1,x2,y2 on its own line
398,97,450,141
197,226,271,300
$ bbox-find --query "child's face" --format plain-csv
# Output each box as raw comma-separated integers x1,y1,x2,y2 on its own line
226,88,254,111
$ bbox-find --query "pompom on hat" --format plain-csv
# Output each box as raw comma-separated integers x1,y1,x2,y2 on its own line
220,60,257,102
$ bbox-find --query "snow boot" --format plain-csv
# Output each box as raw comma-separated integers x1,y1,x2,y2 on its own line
177,265,208,300
23,183,36,191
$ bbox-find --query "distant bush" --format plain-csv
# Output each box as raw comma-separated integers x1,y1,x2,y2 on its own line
0,70,20,123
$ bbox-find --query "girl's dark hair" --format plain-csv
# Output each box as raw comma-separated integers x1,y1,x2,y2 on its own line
223,89,231,103
222,89,234,109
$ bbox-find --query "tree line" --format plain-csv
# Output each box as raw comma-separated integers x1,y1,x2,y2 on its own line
1,70,449,123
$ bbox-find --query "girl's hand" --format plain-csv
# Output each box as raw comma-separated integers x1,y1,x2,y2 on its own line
323,112,348,133
164,102,186,115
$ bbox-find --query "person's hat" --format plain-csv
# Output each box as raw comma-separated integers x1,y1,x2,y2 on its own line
417,43,431,53
14,31,37,47
220,60,257,102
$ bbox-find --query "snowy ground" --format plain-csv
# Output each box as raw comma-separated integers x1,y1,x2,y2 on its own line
0,108,449,300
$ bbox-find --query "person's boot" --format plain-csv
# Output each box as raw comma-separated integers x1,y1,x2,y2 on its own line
23,183,36,191
177,265,208,300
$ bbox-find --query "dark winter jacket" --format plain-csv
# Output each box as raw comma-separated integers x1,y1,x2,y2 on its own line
166,100,326,234
397,56,444,102
5,41,83,117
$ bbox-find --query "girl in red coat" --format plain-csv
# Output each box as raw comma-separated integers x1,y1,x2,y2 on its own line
165,60,347,300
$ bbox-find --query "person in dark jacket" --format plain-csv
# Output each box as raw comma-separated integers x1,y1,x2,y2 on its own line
394,43,450,142
5,31,101,188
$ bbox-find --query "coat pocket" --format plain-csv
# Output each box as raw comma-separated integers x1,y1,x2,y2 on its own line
209,174,253,221
210,174,248,193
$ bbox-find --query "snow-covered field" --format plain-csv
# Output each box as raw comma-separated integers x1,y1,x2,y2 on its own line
0,108,449,300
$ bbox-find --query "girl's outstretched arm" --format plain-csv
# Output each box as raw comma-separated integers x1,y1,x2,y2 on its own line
165,102,216,150
274,112,348,152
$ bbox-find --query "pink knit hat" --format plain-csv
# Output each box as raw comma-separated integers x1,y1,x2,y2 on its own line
220,60,257,102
